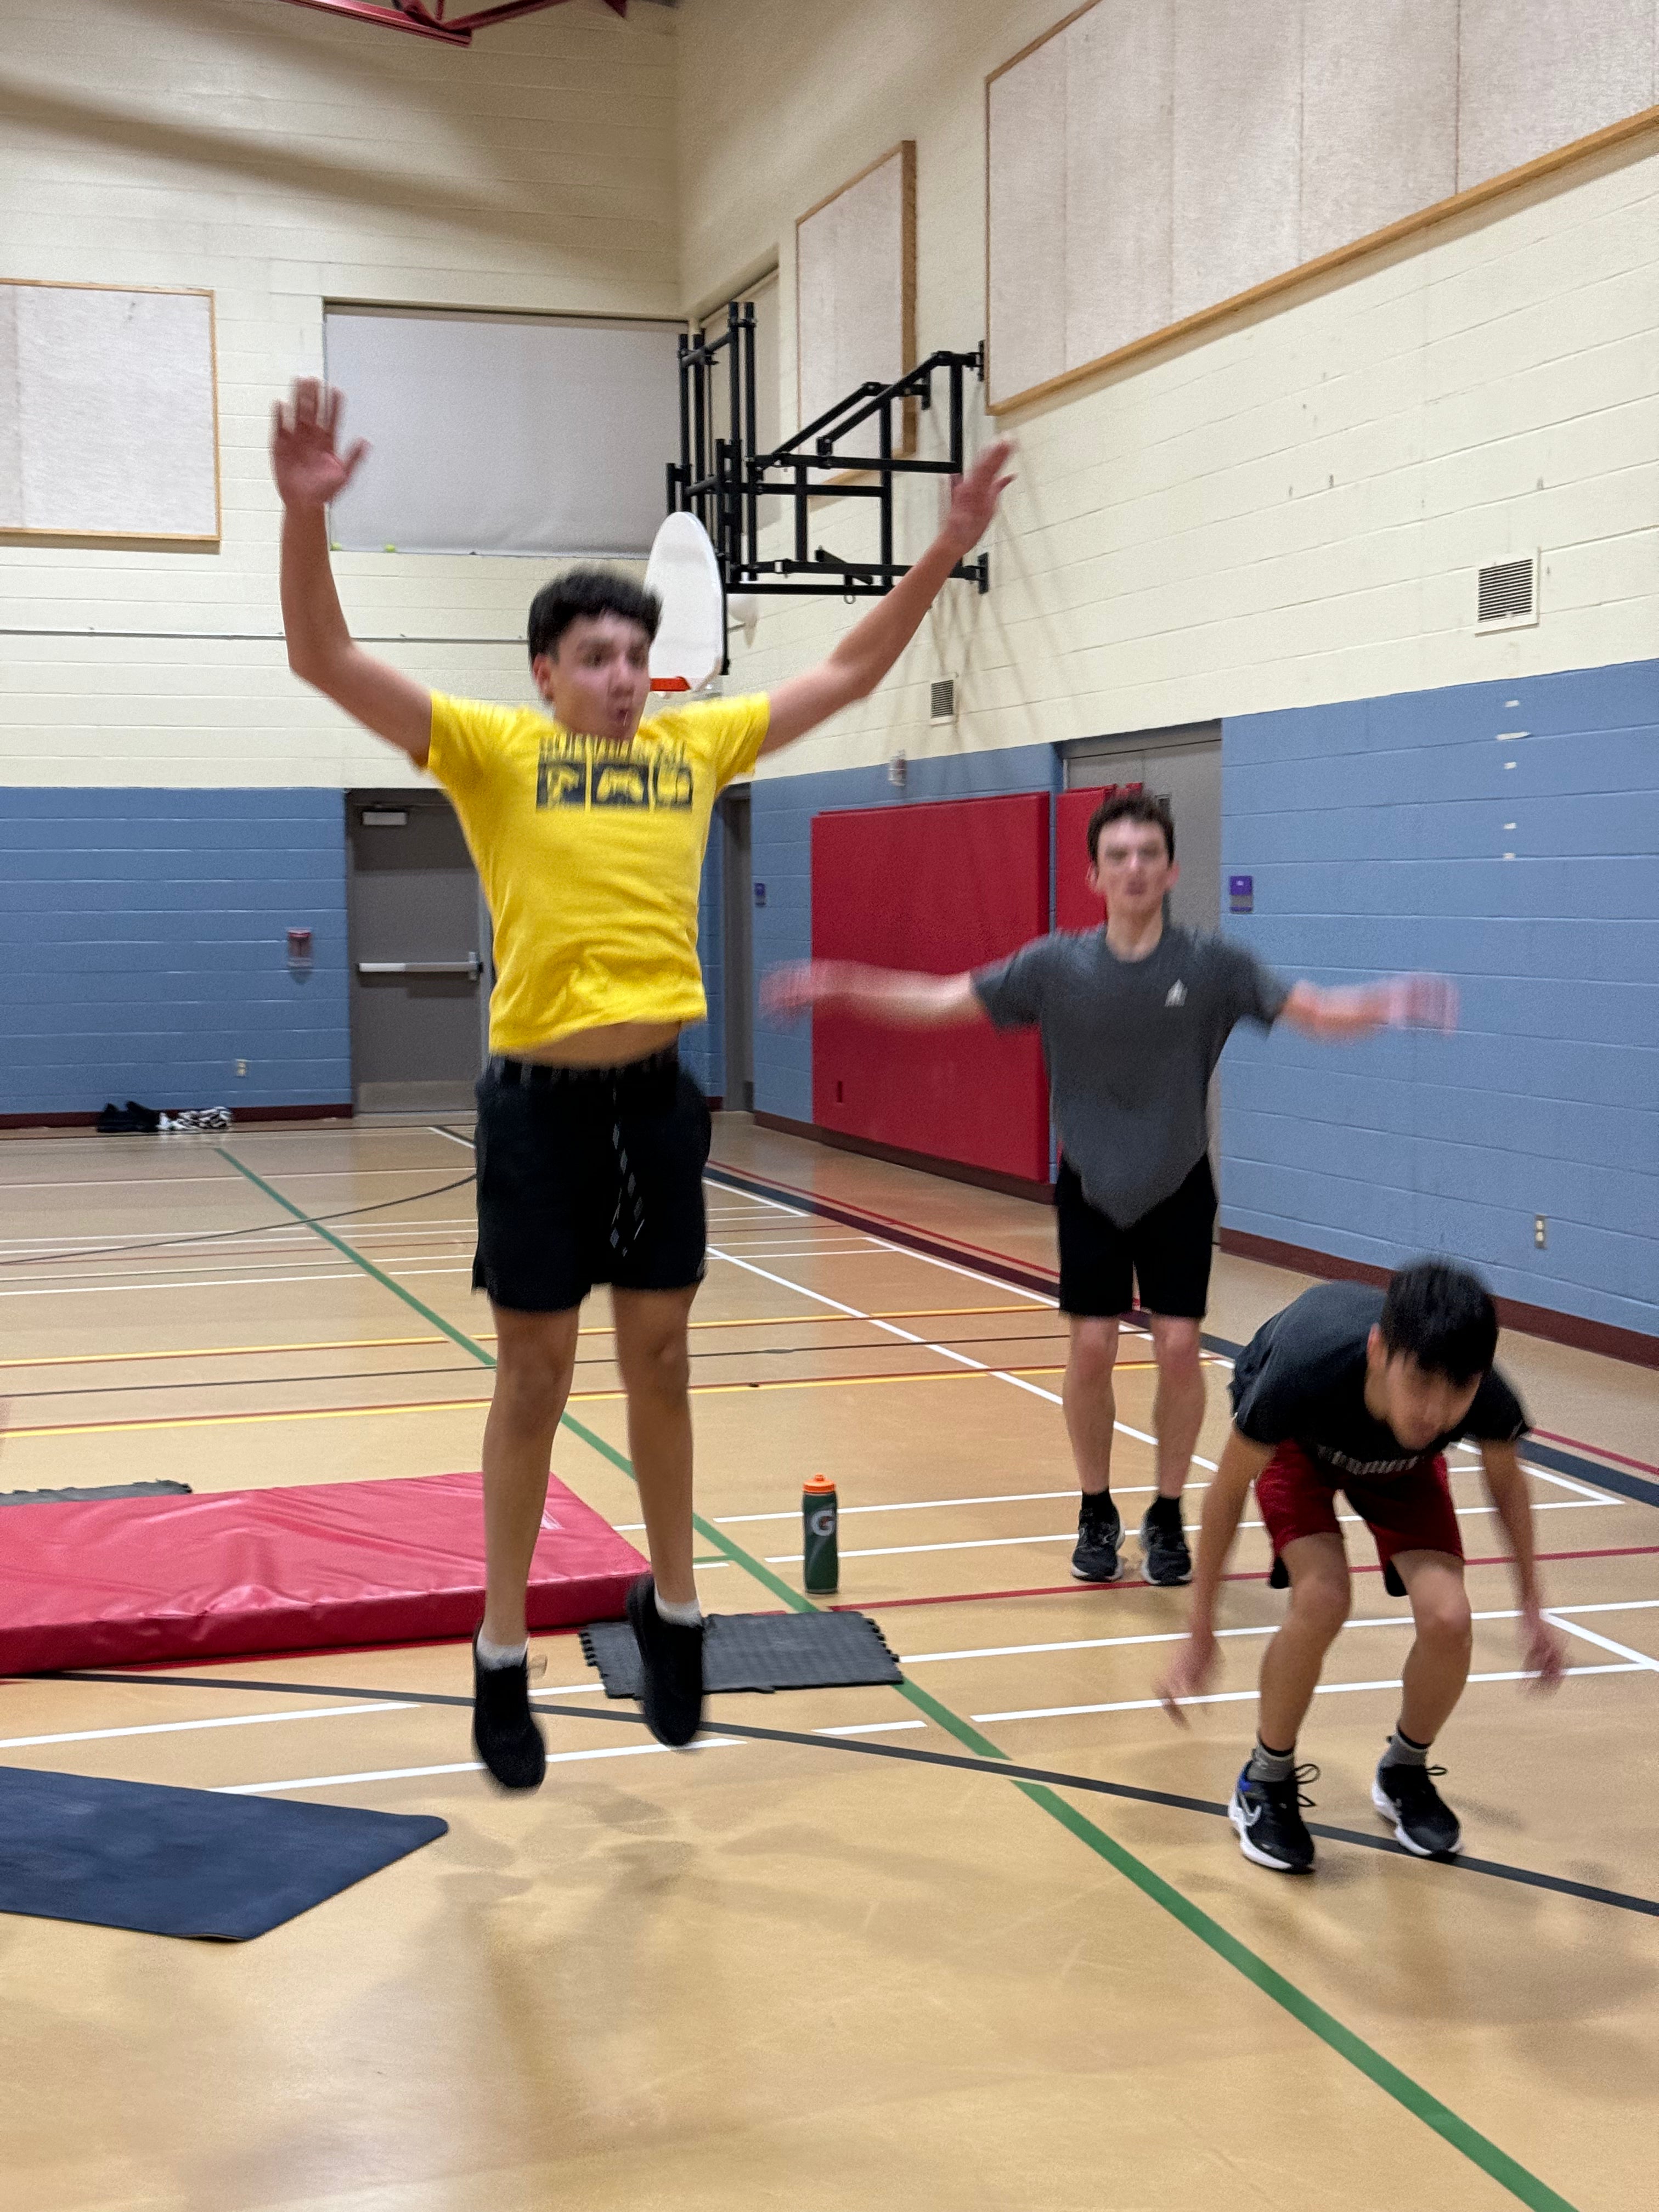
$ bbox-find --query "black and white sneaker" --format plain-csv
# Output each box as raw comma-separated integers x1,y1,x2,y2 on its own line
471,1635,546,1791
1373,1761,1462,1857
1070,1495,1124,1583
1139,1498,1192,1586
626,1573,705,1747
1229,1763,1319,1873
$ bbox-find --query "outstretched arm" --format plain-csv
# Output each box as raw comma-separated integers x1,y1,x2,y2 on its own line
760,441,1015,754
1479,1441,1567,1689
273,380,432,765
761,961,985,1029
1155,1427,1272,1720
1280,974,1458,1041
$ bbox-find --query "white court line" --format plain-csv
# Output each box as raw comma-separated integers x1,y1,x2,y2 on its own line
0,1264,477,1302
0,1702,404,1751
1543,1613,1659,1671
971,1662,1645,1726
216,1735,748,1793
810,1719,927,1737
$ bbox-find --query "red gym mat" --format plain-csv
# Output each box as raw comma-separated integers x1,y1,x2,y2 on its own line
0,1471,646,1676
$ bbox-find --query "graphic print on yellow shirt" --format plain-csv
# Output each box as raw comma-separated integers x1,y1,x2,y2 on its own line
425,691,769,1053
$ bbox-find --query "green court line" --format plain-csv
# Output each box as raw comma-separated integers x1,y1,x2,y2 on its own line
217,1146,1578,2212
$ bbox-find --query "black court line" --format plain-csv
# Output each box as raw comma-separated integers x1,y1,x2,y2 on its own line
53,1668,1659,1922
704,1161,1659,1512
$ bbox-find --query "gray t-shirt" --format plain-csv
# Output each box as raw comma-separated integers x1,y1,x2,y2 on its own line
972,924,1289,1226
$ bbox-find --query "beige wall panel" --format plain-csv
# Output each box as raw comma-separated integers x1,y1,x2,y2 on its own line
1458,0,1657,188
797,147,909,432
1300,0,1458,259
987,35,1066,407
1171,0,1302,321
0,285,20,527
1063,0,1174,367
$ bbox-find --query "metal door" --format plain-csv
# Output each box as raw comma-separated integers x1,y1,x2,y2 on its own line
1063,723,1221,934
720,787,754,1110
347,792,490,1113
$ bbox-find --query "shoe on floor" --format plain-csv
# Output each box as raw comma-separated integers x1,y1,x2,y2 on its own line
626,1573,705,1747
1070,1494,1124,1583
471,1634,545,1791
124,1099,162,1133
1229,1763,1319,1873
1373,1759,1462,1857
1139,1498,1192,1586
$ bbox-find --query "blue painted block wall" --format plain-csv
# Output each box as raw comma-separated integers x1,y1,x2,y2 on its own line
752,742,1062,1123
1222,658,1658,1339
0,789,351,1115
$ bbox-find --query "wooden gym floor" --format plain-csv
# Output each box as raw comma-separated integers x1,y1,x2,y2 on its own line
1,1115,1655,2212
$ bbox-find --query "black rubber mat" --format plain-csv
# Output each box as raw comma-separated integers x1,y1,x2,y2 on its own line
0,1765,445,1940
0,1480,192,1507
581,1608,902,1699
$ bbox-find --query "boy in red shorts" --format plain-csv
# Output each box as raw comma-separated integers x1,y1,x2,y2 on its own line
1157,1261,1566,1871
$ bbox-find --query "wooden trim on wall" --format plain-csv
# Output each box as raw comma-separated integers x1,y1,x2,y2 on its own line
982,5,1659,416
1218,1227,1658,1373
753,1109,1054,1205
794,139,918,468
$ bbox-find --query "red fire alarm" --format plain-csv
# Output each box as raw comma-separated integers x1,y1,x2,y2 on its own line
287,928,313,961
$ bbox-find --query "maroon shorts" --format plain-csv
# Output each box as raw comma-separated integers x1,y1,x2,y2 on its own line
1255,1442,1463,1596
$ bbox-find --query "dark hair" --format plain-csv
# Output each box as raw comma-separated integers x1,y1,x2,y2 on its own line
1378,1259,1498,1385
1087,789,1175,866
526,566,661,666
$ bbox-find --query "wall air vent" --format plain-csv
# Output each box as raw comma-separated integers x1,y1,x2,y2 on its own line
1477,555,1538,629
929,677,957,724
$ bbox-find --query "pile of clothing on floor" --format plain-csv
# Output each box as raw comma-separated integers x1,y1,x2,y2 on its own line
95,1101,234,1134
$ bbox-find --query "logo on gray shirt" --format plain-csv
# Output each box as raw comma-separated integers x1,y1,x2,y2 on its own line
1165,980,1187,1007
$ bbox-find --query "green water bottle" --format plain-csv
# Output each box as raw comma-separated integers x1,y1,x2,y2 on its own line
803,1474,839,1595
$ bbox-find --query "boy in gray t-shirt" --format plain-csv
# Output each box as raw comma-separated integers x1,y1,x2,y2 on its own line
766,792,1454,1587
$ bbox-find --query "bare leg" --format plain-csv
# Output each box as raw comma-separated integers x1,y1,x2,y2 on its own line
1145,1313,1204,1502
1392,1549,1474,1745
1257,1533,1351,1750
612,1284,701,1607
479,1305,580,1648
1063,1315,1121,1497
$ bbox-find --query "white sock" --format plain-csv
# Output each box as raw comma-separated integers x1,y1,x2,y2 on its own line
654,1590,703,1628
475,1632,527,1669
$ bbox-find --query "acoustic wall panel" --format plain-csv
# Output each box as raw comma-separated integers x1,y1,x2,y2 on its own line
1458,0,1656,189
0,283,218,542
987,0,1659,411
1171,1,1302,323
796,144,916,438
1300,1,1459,260
811,794,1051,1184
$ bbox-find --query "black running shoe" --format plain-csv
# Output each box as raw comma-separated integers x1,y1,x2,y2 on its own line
626,1573,705,1747
471,1635,545,1791
1373,1760,1462,1857
1070,1494,1124,1583
1139,1498,1192,1586
1229,1762,1319,1873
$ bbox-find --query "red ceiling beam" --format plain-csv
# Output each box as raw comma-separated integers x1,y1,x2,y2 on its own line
270,0,627,46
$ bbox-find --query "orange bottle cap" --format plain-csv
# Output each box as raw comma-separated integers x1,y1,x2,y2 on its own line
803,1474,837,1494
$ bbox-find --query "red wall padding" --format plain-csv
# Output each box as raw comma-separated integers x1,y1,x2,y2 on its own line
1055,783,1140,930
811,793,1051,1183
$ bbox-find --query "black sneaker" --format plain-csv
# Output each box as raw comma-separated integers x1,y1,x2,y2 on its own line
1139,1498,1192,1586
626,1573,704,1747
471,1634,545,1791
1373,1760,1462,1857
1070,1495,1124,1583
1229,1762,1319,1873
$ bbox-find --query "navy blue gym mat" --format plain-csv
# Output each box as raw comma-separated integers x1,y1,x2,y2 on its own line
582,1608,902,1699
0,1765,447,1940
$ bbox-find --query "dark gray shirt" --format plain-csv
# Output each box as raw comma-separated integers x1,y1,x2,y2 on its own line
972,924,1289,1225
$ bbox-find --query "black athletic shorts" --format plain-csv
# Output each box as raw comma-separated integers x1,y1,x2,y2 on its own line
471,1050,712,1313
1056,1153,1217,1321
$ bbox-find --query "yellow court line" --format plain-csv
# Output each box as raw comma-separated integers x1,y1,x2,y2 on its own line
0,1360,1182,1441
0,1304,1058,1373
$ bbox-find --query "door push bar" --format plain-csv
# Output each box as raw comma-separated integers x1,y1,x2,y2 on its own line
356,956,483,981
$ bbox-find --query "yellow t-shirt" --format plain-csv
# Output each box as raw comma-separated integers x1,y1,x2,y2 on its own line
425,691,769,1053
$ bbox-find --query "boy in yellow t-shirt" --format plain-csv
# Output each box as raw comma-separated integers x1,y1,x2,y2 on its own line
272,377,1012,1786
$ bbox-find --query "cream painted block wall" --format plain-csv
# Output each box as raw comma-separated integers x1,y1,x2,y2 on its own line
0,0,678,789
676,0,1659,783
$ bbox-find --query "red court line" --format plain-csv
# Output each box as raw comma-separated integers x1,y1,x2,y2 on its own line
836,1543,1659,1613
1533,1429,1659,1477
